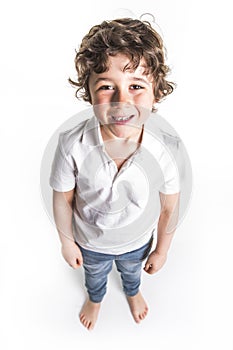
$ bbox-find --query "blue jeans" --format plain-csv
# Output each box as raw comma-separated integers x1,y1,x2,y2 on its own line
78,237,153,303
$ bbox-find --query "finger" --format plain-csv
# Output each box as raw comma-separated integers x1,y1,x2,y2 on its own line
73,261,81,269
69,260,81,269
144,263,153,272
71,263,80,269
76,258,83,266
145,267,155,275
148,265,159,274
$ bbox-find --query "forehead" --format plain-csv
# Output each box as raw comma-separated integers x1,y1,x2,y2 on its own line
90,53,153,82
106,53,147,73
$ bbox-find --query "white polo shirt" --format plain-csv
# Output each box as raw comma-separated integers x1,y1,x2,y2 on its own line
49,114,181,254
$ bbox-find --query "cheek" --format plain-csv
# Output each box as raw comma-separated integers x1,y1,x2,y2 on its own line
93,104,108,121
148,93,156,107
136,94,155,109
91,94,111,106
137,105,152,122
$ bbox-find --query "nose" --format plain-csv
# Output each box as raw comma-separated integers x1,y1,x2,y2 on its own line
111,87,131,106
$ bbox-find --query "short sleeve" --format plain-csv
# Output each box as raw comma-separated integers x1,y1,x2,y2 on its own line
49,133,76,192
158,149,180,195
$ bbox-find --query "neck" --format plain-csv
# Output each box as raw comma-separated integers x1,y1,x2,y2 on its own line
100,124,144,144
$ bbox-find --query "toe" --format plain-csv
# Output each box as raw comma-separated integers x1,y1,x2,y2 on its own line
84,319,90,328
86,321,91,329
134,313,141,323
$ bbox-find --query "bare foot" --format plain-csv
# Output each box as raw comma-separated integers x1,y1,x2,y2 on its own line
79,299,101,330
126,291,148,323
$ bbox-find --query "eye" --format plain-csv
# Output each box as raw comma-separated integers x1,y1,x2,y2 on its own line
98,85,114,90
130,85,144,90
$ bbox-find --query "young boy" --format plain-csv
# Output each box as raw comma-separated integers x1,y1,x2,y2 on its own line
50,18,181,330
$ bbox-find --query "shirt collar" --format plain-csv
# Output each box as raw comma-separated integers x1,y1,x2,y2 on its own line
81,116,103,147
80,112,164,149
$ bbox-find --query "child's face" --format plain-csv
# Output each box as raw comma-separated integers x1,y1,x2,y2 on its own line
88,53,155,138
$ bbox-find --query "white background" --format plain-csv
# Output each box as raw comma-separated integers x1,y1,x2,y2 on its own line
1,0,233,349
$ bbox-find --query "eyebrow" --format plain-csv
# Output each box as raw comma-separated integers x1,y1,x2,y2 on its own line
93,78,111,86
130,77,150,85
93,77,150,86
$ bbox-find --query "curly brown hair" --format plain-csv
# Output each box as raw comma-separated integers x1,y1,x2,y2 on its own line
68,18,175,104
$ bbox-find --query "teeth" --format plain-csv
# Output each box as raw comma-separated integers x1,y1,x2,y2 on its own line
112,115,132,121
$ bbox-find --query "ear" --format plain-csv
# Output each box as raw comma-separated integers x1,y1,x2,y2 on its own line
152,97,159,105
152,98,160,112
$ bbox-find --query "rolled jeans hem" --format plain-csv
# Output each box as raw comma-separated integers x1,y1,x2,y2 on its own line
88,296,103,303
124,289,140,297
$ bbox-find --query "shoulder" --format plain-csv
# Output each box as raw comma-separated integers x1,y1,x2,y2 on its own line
58,118,89,155
146,113,182,152
146,113,181,146
159,129,181,151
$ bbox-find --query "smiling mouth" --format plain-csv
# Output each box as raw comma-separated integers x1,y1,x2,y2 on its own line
111,115,134,122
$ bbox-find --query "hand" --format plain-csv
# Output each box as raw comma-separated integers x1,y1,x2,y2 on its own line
144,250,167,275
61,240,83,269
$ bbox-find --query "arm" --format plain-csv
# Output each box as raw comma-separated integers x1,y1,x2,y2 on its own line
144,192,180,274
53,189,83,269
